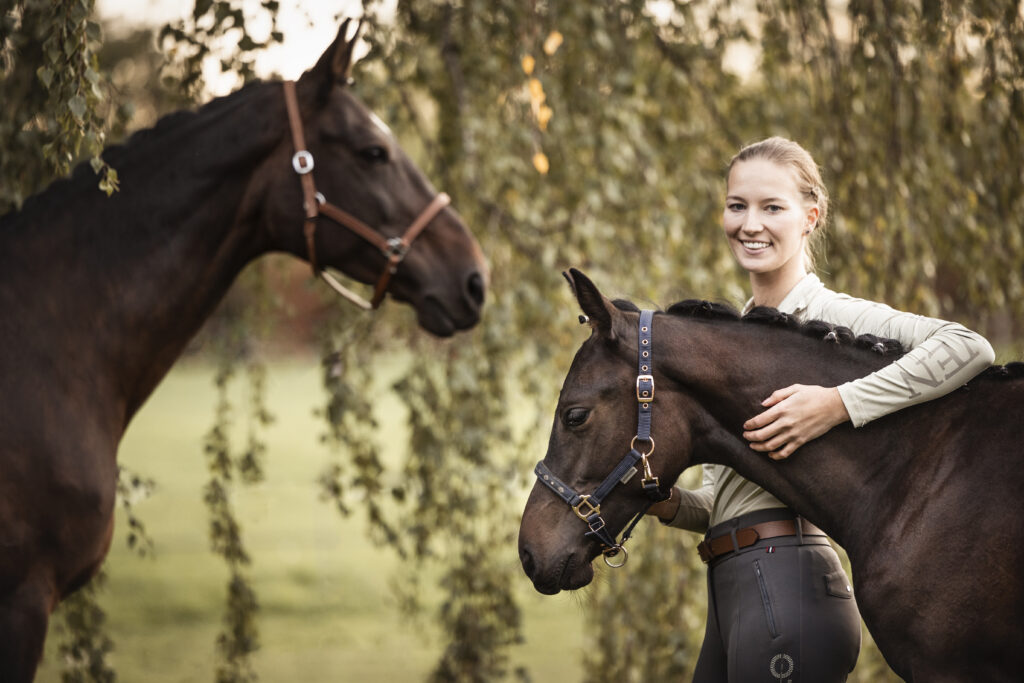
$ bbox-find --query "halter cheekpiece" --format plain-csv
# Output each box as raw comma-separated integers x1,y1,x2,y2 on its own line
282,80,451,310
534,309,669,568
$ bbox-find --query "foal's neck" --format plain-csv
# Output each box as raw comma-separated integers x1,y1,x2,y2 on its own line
658,315,899,550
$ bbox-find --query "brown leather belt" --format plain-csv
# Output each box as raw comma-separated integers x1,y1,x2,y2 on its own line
697,518,825,563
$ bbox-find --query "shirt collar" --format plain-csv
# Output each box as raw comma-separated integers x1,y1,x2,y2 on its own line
742,272,823,316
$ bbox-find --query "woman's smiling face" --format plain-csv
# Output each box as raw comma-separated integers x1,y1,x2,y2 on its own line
723,158,818,280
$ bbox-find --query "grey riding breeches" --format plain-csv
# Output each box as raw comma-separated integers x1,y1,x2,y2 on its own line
693,508,862,683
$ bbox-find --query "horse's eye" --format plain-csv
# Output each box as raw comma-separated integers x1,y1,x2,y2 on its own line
358,145,389,163
564,407,590,428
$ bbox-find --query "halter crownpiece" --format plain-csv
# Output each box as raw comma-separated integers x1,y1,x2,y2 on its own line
534,309,669,568
282,80,451,309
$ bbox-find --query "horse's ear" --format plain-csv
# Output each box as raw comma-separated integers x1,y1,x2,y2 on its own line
333,19,363,82
304,19,362,99
562,270,577,297
566,268,627,341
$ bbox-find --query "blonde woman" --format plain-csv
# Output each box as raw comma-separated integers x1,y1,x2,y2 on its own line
649,137,994,682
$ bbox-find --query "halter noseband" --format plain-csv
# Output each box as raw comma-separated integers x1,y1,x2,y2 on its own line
282,80,451,310
534,310,669,568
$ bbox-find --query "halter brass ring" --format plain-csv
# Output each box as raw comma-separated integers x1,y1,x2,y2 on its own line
630,436,655,456
603,546,628,568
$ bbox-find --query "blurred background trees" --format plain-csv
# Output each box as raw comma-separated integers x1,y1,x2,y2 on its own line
3,0,1022,681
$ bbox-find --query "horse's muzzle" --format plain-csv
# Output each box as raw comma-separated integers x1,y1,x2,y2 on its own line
518,540,595,595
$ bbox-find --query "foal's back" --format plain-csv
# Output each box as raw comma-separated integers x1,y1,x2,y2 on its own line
853,370,1024,681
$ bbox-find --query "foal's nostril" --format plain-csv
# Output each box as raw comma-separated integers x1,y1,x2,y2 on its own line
465,271,486,308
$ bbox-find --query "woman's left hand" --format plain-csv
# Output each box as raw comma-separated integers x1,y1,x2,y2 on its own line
742,384,850,460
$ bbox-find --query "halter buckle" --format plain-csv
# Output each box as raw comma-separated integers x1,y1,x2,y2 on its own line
572,495,601,522
636,374,654,402
292,150,315,175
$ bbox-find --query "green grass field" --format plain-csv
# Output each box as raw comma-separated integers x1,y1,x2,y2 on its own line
35,358,585,682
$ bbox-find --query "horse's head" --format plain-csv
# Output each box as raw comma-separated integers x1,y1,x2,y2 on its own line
518,269,693,594
261,20,487,336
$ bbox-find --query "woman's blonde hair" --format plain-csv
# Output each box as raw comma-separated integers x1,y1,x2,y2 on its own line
727,137,829,272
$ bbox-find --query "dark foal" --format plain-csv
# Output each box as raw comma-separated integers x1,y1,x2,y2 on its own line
0,21,486,681
519,269,1023,682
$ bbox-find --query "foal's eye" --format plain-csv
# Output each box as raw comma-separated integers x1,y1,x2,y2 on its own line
358,145,389,163
564,407,590,428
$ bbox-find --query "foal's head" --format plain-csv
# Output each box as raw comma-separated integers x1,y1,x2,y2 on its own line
519,270,694,594
257,21,487,336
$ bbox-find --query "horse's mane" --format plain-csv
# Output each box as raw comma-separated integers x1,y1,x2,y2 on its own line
610,297,1020,383
4,80,270,224
101,80,267,166
977,362,1024,380
663,298,906,358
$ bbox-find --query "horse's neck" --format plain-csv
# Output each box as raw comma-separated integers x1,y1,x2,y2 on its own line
2,83,287,426
660,317,901,550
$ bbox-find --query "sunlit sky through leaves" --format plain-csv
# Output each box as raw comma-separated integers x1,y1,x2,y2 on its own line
94,0,390,94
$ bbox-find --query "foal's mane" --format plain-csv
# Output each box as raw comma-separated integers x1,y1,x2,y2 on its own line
610,298,1023,382
613,297,905,358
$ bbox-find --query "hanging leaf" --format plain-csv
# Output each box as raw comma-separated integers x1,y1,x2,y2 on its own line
532,151,550,174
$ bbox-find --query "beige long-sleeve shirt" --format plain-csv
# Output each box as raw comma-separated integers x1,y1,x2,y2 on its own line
668,273,995,531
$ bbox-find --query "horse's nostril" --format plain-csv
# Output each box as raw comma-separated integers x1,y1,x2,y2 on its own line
466,271,486,308
520,547,536,577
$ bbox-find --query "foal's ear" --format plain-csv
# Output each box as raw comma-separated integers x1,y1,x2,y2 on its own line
565,268,629,342
305,19,362,98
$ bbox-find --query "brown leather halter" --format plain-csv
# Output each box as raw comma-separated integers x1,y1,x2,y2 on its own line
282,80,451,310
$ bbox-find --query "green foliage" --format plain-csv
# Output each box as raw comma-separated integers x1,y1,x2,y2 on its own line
582,522,707,682
350,1,1024,680
4,0,1023,681
0,0,122,211
202,357,273,683
52,575,116,683
117,466,156,558
316,306,536,681
198,262,282,683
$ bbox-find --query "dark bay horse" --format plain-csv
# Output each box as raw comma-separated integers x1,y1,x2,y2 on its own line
0,21,486,681
519,269,1023,682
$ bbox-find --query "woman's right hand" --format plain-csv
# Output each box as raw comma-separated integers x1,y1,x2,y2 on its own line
647,486,681,522
743,384,850,460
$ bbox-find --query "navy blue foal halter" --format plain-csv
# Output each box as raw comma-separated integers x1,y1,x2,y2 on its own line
534,309,669,568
